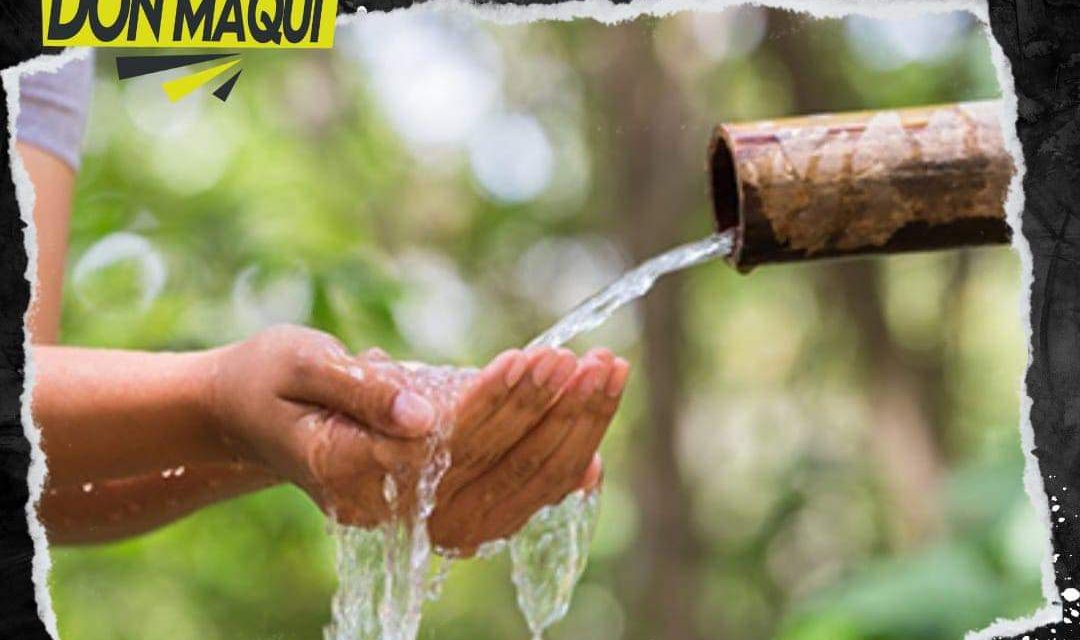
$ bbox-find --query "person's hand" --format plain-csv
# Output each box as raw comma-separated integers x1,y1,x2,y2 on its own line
429,347,628,552
204,325,438,515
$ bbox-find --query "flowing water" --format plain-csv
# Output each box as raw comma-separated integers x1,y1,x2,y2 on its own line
509,490,600,640
325,231,735,640
524,231,736,351
324,365,469,640
508,230,735,639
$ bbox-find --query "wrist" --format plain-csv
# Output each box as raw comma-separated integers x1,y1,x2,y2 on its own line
196,343,288,483
189,345,257,469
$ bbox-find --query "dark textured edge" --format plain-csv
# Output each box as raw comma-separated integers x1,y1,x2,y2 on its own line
0,1,1070,639
0,1,53,637
990,3,1080,639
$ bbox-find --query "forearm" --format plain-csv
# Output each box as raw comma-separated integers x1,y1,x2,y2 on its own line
18,142,73,345
39,462,280,545
32,345,238,489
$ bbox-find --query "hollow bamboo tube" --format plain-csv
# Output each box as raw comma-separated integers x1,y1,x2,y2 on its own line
709,100,1014,270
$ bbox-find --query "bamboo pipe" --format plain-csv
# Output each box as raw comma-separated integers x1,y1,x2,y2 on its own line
708,100,1014,270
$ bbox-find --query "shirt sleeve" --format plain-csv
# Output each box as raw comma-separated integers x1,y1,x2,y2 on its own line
15,54,94,171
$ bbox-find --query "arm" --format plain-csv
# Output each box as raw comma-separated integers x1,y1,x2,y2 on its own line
18,135,298,541
34,347,232,489
38,462,278,545
32,327,435,544
34,328,626,548
20,142,72,345
13,60,300,539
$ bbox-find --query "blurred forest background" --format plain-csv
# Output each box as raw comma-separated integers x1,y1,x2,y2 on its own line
47,7,1040,640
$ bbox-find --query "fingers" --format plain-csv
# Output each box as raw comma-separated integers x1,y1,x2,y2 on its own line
433,353,620,549
483,353,610,498
504,360,624,534
303,411,389,526
448,347,575,475
449,349,526,432
478,355,626,540
527,357,626,505
283,341,436,439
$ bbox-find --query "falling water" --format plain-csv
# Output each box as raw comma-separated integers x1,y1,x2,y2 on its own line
325,231,735,640
324,365,469,640
507,230,735,639
509,490,600,640
525,231,736,351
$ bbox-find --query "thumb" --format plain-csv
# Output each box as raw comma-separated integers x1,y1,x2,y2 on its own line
287,349,436,438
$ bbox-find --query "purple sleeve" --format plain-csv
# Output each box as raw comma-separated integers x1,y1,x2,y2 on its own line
15,55,93,171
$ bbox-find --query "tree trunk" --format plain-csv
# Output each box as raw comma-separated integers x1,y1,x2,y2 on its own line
767,9,952,547
584,20,708,640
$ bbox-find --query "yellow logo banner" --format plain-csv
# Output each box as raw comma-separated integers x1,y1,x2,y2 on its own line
43,0,337,48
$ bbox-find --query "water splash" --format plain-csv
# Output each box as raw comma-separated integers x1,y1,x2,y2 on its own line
509,231,734,639
325,525,385,640
324,365,466,640
325,231,734,640
510,491,600,640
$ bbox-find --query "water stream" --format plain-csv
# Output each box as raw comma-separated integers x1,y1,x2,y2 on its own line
524,231,735,351
325,230,735,640
324,365,467,640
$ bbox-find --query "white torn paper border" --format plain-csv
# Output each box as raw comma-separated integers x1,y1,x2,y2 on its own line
8,2,1053,639
4,44,92,640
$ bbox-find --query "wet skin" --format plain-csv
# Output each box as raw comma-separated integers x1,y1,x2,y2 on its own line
311,345,629,552
36,325,628,550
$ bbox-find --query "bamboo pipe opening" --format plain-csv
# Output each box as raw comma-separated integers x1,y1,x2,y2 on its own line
709,101,1014,271
708,128,743,258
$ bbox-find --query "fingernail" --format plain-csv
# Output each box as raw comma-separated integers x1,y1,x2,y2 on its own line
365,347,390,361
548,354,576,390
486,349,515,380
391,391,435,433
532,351,558,386
505,353,528,387
582,455,603,490
584,366,609,394
491,349,516,367
595,368,613,393
606,361,629,398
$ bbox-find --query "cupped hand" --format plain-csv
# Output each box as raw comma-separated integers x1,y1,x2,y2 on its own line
429,347,628,552
292,346,627,544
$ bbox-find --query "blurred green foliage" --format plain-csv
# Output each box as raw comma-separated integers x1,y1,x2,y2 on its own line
49,9,1039,640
